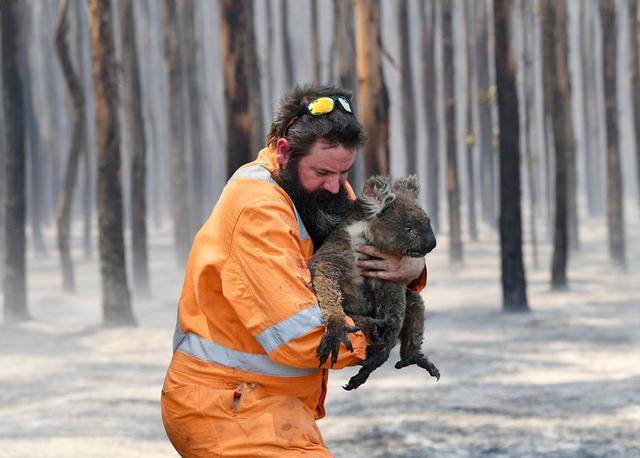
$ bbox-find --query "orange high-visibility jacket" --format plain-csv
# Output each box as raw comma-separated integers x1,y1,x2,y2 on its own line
161,147,426,456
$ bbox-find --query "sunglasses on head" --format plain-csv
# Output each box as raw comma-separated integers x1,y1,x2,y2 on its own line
282,96,354,138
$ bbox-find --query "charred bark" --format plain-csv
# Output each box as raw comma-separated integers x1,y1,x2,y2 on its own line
398,0,417,175
494,0,529,311
420,0,440,230
476,0,497,229
2,0,29,321
354,0,390,176
54,0,85,292
600,0,626,268
182,0,205,227
280,0,295,88
246,1,264,156
465,1,478,242
629,0,640,212
220,0,253,180
88,0,135,325
442,0,463,263
163,0,191,265
119,0,150,298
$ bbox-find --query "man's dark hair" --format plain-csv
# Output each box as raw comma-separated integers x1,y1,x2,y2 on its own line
267,85,366,157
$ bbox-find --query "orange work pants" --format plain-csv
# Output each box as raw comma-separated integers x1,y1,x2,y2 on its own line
161,378,332,457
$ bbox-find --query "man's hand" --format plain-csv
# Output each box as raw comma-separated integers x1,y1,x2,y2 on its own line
355,244,425,284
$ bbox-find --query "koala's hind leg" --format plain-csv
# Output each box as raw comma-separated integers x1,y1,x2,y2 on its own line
349,314,395,350
310,261,359,367
343,282,406,390
395,291,440,380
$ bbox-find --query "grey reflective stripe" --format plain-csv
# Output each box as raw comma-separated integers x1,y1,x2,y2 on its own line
228,164,310,241
174,328,319,377
256,304,323,353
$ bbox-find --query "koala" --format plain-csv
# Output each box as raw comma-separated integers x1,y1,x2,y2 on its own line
309,175,440,391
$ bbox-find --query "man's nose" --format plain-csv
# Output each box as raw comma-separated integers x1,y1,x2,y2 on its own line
323,176,340,194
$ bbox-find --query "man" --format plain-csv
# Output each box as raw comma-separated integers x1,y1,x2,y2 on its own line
161,85,427,456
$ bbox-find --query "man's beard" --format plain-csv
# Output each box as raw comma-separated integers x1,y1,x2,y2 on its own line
278,158,351,249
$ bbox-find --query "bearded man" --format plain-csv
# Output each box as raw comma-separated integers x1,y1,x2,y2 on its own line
161,85,427,457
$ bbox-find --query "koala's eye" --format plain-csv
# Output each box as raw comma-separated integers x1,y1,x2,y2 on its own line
404,224,413,232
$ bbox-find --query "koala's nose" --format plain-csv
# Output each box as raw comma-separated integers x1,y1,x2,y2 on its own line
423,231,437,254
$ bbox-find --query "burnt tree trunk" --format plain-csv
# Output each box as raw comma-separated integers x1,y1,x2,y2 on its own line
310,0,320,83
334,0,362,190
355,0,390,176
280,0,295,88
420,0,440,230
545,0,570,290
163,0,191,265
522,0,539,269
119,0,150,298
494,0,529,312
182,0,205,227
54,0,85,292
476,0,497,229
246,1,264,155
398,0,417,175
442,0,463,263
75,0,93,260
600,0,626,268
2,0,29,321
465,1,478,242
88,0,135,325
220,0,253,178
629,0,640,211
580,2,602,217
21,8,47,257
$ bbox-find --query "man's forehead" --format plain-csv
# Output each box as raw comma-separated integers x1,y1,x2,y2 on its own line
304,141,356,171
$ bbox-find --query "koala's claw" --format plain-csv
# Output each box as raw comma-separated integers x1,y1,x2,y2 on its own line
395,353,440,381
317,323,359,368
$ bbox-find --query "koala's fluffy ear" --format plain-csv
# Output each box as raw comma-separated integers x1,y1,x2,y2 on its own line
394,175,420,199
361,175,396,217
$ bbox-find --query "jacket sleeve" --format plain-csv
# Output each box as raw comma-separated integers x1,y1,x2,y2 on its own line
220,199,367,370
407,264,427,292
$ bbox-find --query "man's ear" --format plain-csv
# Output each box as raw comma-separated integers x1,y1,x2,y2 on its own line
275,138,292,168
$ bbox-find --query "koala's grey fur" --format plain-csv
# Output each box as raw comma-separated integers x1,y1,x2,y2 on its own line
309,175,440,390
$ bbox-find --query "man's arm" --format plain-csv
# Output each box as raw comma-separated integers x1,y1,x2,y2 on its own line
221,200,368,369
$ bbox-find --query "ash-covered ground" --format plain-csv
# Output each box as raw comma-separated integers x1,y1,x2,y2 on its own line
1,214,638,457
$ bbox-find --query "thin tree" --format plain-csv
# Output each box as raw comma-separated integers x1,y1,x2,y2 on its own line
476,0,497,228
629,0,640,210
163,0,191,265
280,0,295,88
2,0,29,321
521,0,539,269
398,0,417,175
246,1,264,155
464,1,478,242
580,2,600,216
600,0,626,268
182,0,205,227
75,0,93,260
119,0,150,298
310,0,320,83
220,0,253,178
420,0,440,230
442,0,463,263
88,0,135,325
354,0,390,176
494,0,529,312
54,0,85,292
333,0,363,190
21,6,47,256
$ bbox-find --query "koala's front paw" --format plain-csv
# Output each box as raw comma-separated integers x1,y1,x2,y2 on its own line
317,318,359,368
395,352,440,380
